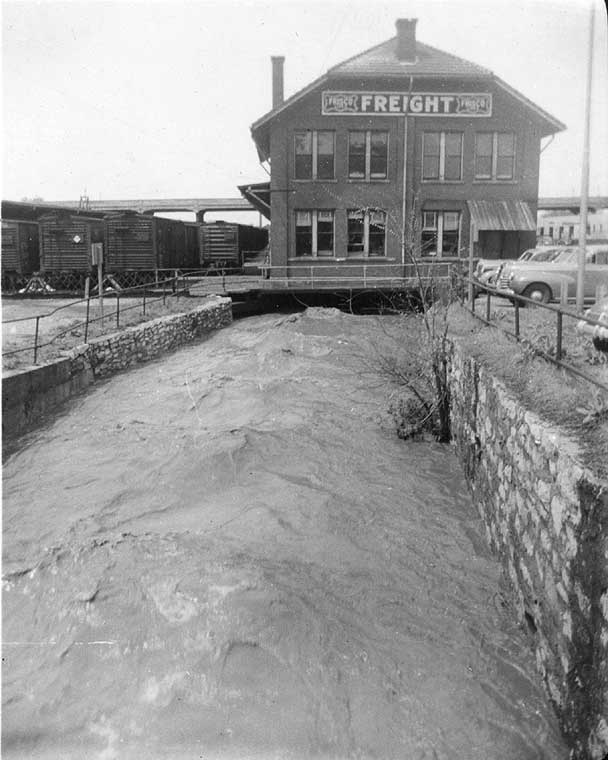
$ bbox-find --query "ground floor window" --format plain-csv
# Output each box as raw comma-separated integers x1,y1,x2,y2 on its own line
347,208,386,257
421,211,460,257
295,210,334,257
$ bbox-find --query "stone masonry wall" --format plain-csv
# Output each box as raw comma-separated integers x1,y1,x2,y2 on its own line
2,296,232,442
449,344,608,760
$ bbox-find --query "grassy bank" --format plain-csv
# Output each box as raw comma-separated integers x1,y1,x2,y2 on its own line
449,303,608,478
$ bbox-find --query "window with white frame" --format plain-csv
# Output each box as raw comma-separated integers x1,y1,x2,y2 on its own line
347,208,387,257
295,210,334,257
348,131,388,180
474,132,516,180
294,131,335,180
422,132,463,181
421,211,461,257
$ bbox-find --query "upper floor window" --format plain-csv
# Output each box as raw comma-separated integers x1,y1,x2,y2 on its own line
347,208,386,256
294,131,335,180
295,210,334,257
348,131,388,180
422,132,463,181
421,211,461,257
474,132,516,180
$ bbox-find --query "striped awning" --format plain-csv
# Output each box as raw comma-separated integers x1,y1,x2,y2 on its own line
467,200,536,231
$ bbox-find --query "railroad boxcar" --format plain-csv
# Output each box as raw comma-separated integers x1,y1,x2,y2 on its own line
199,221,268,269
1,219,40,278
104,212,191,278
38,211,105,274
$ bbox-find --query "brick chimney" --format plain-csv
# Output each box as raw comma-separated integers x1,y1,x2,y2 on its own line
396,18,418,62
271,56,285,108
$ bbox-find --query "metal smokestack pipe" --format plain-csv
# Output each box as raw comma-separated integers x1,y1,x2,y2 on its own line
271,56,285,109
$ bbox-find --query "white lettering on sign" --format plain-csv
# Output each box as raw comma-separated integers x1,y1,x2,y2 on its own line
321,91,492,117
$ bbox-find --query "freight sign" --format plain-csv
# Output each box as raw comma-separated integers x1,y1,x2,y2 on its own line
321,91,492,117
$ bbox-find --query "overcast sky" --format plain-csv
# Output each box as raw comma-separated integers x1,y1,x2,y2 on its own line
2,0,607,207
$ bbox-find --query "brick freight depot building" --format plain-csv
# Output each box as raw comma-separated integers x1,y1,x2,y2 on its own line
245,18,565,284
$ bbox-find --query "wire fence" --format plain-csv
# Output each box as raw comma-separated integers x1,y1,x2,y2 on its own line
467,276,608,393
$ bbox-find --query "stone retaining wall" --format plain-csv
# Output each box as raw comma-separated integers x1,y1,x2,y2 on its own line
449,344,608,760
2,296,232,442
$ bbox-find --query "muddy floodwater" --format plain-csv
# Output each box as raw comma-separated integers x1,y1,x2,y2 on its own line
2,308,567,759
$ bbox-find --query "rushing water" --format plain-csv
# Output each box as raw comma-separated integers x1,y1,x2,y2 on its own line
2,308,567,760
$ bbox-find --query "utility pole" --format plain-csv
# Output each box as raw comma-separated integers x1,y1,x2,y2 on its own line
576,2,594,312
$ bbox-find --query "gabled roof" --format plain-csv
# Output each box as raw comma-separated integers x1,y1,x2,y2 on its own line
327,37,492,79
251,32,566,161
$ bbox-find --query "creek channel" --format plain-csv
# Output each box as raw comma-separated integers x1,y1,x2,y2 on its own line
2,307,568,759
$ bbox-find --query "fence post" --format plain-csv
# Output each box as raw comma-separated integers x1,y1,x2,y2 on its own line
143,287,146,316
514,299,520,339
163,280,166,305
84,296,91,343
556,310,563,361
33,316,40,364
116,294,120,328
485,290,491,322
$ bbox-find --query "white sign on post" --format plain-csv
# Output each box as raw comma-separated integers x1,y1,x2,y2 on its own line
91,243,103,265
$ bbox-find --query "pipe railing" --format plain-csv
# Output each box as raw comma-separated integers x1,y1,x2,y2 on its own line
467,275,608,393
2,273,192,365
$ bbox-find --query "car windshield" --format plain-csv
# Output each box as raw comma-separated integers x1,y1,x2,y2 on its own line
518,247,561,262
530,249,562,262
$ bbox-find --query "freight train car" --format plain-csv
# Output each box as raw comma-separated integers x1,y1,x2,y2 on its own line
1,219,40,288
104,211,195,286
199,221,268,270
38,211,105,289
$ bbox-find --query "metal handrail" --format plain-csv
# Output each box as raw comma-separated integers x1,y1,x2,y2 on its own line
2,272,192,365
467,275,608,393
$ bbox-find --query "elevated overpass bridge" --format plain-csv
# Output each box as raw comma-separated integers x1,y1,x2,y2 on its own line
538,196,608,213
42,197,256,220
15,194,608,219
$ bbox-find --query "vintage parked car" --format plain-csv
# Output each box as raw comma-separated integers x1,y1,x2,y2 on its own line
496,245,608,303
473,246,565,297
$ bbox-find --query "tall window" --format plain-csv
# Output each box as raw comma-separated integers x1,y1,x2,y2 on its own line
294,131,335,180
421,211,461,257
422,132,463,181
474,132,516,180
348,131,388,180
295,210,334,257
347,209,386,257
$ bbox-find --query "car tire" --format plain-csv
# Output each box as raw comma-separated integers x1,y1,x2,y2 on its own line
523,283,552,304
